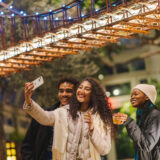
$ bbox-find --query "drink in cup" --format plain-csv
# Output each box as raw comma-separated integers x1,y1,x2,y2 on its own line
112,115,122,125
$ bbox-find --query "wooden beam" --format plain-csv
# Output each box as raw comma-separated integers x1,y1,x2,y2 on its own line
0,63,30,69
60,40,105,47
79,36,118,43
50,44,92,51
121,22,160,30
105,27,149,34
0,68,18,72
0,69,20,75
4,59,41,65
34,49,79,55
23,52,64,58
13,56,54,62
0,72,11,76
138,16,160,23
92,31,134,39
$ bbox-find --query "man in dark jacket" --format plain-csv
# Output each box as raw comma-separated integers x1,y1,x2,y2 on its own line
113,84,160,160
21,77,78,160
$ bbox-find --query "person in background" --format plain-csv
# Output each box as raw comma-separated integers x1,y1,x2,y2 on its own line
21,76,79,160
113,84,160,160
23,77,114,160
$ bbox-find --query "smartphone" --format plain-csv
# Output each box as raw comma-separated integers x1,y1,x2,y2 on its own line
32,76,44,90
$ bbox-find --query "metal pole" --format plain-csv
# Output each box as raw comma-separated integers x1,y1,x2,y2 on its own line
36,16,42,36
26,18,30,40
31,19,36,36
0,17,6,49
106,0,109,12
77,2,82,22
21,17,28,40
10,17,15,46
158,0,160,8
91,0,95,17
122,0,127,7
106,0,111,12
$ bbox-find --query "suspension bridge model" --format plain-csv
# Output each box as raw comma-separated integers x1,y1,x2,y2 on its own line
0,0,160,76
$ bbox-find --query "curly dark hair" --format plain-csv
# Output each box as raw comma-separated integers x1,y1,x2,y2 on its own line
57,76,79,89
69,77,114,132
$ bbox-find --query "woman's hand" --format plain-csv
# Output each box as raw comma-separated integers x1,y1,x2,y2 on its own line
113,112,128,125
84,112,94,131
25,82,34,105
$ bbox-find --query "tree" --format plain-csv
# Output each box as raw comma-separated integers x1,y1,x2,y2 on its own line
0,112,6,160
13,0,72,14
150,79,160,108
0,78,9,160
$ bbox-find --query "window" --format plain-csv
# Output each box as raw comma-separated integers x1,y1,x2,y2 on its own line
7,119,13,126
116,64,129,74
6,142,17,160
103,66,114,75
105,82,131,97
140,79,148,84
4,117,14,126
131,59,145,71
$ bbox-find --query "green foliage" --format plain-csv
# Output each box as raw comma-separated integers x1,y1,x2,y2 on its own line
81,0,106,13
150,79,160,108
100,44,126,60
120,102,136,120
116,102,136,159
13,0,65,13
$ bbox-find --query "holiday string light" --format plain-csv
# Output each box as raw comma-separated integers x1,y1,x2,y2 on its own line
0,0,159,76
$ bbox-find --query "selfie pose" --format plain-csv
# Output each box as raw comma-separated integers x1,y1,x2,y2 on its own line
113,84,160,160
23,77,113,160
21,77,78,160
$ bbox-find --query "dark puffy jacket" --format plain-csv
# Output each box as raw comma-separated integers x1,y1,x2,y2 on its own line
21,102,59,160
124,106,160,160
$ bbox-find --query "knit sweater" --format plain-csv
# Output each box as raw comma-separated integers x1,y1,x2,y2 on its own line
23,100,111,160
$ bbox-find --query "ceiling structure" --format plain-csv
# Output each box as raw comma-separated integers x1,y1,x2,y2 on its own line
0,0,160,76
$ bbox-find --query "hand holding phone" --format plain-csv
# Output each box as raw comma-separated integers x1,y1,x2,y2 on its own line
32,76,44,90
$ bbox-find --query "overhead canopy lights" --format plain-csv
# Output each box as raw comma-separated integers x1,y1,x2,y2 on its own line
0,0,160,76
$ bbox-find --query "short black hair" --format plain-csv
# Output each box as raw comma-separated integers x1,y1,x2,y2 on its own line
57,76,79,89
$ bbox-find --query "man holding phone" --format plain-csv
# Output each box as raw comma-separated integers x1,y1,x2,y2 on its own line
21,76,79,160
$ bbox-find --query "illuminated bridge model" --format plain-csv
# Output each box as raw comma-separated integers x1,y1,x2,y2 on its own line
0,0,160,76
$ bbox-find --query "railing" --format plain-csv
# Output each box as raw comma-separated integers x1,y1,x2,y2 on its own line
0,0,159,76
0,0,140,49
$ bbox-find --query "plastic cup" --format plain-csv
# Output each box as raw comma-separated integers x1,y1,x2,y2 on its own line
112,115,122,125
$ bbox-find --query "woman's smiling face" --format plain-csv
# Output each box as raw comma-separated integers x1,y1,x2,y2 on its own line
76,80,92,104
130,88,148,108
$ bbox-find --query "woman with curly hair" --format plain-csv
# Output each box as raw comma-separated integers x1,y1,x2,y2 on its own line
23,77,113,160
